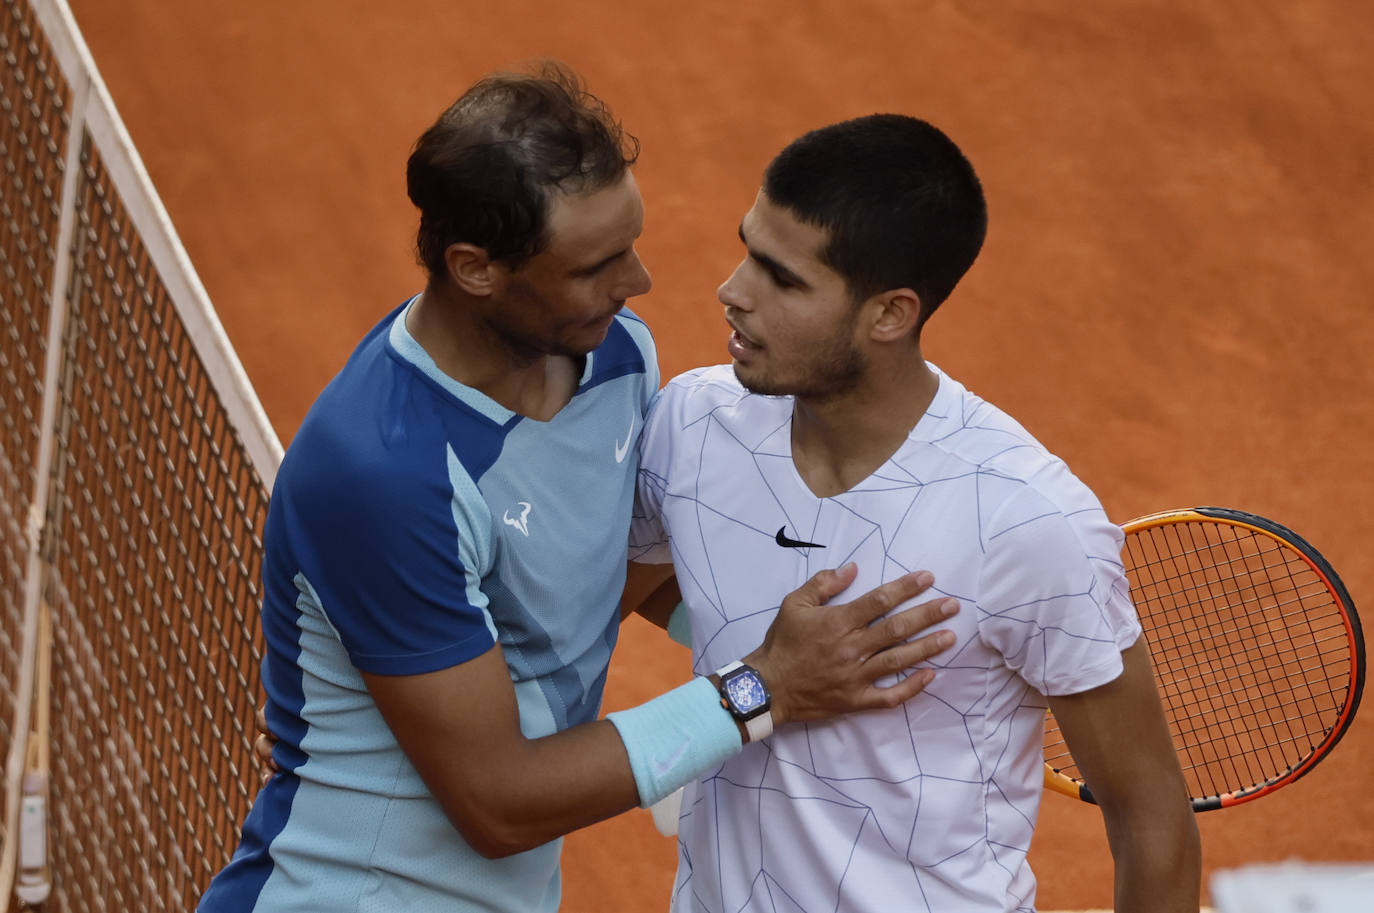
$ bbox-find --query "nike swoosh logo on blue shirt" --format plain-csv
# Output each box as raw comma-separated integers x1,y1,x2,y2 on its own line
614,414,635,463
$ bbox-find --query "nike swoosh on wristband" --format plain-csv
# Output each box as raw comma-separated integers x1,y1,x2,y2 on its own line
651,738,692,777
775,527,825,549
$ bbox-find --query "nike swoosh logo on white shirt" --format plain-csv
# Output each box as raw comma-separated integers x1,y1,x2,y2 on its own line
614,414,635,463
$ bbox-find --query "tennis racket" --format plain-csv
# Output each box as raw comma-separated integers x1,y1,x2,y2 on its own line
1043,506,1365,812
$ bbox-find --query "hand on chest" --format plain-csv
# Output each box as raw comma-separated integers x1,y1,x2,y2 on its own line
672,489,984,662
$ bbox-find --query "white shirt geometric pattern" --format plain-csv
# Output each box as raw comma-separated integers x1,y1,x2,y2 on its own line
630,364,1140,913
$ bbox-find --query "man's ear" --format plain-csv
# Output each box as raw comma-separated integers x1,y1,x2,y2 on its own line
445,243,498,296
867,288,924,342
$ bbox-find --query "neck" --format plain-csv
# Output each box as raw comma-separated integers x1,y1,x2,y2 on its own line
407,283,578,420
790,354,938,498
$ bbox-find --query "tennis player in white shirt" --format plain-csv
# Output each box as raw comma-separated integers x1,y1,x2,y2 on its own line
629,114,1201,913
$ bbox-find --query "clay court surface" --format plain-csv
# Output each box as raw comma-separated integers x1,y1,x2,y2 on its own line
62,0,1373,907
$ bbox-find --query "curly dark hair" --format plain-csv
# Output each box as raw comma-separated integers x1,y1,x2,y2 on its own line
406,61,640,276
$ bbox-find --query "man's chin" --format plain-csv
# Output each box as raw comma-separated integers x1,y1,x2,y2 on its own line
732,363,786,396
557,324,614,358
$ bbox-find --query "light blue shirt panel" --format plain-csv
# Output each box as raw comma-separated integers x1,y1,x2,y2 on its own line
256,779,560,913
252,509,563,913
445,443,499,642
514,678,560,739
390,303,655,730
255,575,565,911
288,575,426,795
471,376,645,731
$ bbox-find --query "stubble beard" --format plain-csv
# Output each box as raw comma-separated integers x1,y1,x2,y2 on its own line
734,334,866,400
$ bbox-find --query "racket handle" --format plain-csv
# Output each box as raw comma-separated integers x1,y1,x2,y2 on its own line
16,771,51,904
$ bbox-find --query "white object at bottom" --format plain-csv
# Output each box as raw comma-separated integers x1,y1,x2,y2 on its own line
1211,861,1374,913
649,787,683,837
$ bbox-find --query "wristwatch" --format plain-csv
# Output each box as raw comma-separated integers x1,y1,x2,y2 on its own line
714,660,773,742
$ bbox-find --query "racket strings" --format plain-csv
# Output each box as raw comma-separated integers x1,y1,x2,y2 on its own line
1144,522,1345,796
1044,518,1354,802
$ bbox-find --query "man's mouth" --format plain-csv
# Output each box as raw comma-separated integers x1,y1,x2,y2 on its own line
727,321,762,351
727,324,762,363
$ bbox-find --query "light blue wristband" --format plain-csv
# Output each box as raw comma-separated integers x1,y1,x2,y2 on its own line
666,601,691,647
607,676,741,807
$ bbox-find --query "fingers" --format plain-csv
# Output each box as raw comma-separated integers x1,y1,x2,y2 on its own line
752,567,958,726
254,733,276,767
836,571,935,628
846,605,959,710
867,624,956,675
254,732,277,784
852,665,938,710
253,703,281,780
789,562,860,607
859,596,959,657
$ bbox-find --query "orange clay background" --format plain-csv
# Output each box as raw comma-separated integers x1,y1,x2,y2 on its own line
64,1,1373,908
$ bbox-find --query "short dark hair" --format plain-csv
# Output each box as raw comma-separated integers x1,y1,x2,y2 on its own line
406,61,640,276
762,114,987,324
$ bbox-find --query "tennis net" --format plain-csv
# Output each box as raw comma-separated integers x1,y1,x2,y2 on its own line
1,0,282,908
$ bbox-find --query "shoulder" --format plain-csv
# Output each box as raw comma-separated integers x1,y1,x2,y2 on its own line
583,309,659,394
281,355,493,539
923,369,1101,509
914,369,1117,549
639,366,787,477
653,364,780,423
644,365,791,449
613,307,656,353
918,370,1052,477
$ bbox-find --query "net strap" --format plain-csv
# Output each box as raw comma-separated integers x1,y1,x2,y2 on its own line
0,1,92,897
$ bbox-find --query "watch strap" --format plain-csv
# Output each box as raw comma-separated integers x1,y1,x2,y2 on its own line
713,661,774,742
743,709,773,742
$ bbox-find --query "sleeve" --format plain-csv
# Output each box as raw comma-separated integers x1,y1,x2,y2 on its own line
975,482,1140,697
629,385,673,565
288,442,497,677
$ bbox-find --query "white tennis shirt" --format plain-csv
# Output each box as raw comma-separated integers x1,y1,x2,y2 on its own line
630,364,1141,913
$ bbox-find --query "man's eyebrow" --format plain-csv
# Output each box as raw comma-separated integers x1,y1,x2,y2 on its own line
568,248,628,277
738,223,809,289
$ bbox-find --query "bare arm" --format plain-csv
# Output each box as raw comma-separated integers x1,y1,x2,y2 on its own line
367,563,957,857
620,560,679,626
363,645,639,857
1047,640,1201,913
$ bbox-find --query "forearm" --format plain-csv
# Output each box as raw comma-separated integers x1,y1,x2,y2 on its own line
426,677,738,857
1105,804,1201,913
453,719,641,856
1049,641,1201,912
368,567,956,859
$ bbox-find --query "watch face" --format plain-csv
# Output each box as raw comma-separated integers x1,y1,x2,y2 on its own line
725,671,767,715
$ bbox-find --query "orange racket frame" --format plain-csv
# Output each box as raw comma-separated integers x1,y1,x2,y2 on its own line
1043,507,1364,812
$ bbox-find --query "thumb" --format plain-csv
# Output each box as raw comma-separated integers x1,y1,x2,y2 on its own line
794,562,858,607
